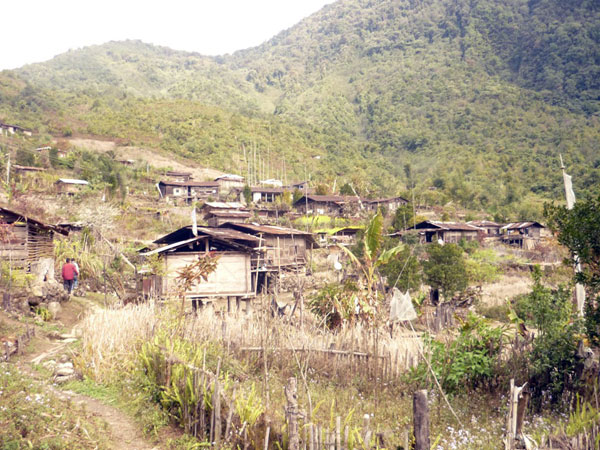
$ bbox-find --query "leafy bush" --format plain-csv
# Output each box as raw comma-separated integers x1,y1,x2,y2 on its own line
409,314,505,394
379,244,422,292
422,243,468,301
521,267,582,409
309,281,361,329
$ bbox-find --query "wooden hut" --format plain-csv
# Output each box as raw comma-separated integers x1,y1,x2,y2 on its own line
251,187,285,203
412,220,481,244
214,174,245,194
165,171,193,182
142,226,259,300
0,207,68,281
365,196,409,213
157,180,219,204
501,222,547,249
204,210,251,227
220,222,317,269
468,220,503,236
293,195,360,216
55,178,89,195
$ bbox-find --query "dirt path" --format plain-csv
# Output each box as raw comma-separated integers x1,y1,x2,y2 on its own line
15,299,159,450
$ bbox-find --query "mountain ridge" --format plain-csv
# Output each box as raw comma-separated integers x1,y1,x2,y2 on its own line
1,0,599,220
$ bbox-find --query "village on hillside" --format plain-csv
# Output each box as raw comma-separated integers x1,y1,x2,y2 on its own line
0,121,597,450
0,123,557,309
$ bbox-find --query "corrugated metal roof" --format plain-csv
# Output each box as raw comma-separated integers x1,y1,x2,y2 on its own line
501,221,545,230
141,236,206,256
223,222,313,236
57,178,89,185
468,220,501,227
166,171,192,176
215,174,244,181
366,196,409,204
207,210,251,217
159,180,219,187
251,187,285,193
0,207,69,235
294,194,360,204
417,221,482,232
203,201,245,209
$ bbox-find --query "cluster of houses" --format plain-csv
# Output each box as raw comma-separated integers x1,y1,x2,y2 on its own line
157,171,410,219
0,200,551,308
398,219,549,249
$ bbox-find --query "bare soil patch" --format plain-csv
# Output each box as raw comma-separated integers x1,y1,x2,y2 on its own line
480,274,533,306
68,137,224,180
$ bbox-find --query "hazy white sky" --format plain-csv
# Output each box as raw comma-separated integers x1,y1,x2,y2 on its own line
0,0,335,70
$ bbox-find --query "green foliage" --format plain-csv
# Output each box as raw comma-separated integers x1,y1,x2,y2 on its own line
339,212,404,319
309,281,361,329
516,267,581,409
545,195,600,292
545,196,600,347
0,363,108,449
410,314,505,393
465,249,502,284
0,0,599,215
422,243,469,301
234,384,264,427
379,244,422,293
34,306,52,321
391,204,414,231
242,184,252,204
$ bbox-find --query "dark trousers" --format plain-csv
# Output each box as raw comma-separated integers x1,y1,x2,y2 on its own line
63,279,74,294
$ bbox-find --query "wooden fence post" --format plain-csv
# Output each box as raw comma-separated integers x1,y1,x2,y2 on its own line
2,293,10,310
505,379,528,450
286,377,300,450
413,390,429,450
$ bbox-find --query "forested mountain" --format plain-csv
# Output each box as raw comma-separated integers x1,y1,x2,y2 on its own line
1,0,599,219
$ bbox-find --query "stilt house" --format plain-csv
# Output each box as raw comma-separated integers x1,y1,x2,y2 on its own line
0,207,68,281
141,225,259,299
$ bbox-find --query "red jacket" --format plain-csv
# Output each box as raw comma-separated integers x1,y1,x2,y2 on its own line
62,263,78,281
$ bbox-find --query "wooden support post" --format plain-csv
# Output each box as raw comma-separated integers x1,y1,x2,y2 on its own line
236,297,241,313
2,292,10,310
227,296,232,314
413,390,430,450
246,299,252,316
213,379,221,447
264,425,270,450
335,416,341,450
286,377,300,450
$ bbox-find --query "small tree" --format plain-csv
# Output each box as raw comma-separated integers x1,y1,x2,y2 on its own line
315,183,329,195
339,211,403,322
380,245,422,293
243,185,252,204
422,243,468,301
391,204,414,231
545,195,600,344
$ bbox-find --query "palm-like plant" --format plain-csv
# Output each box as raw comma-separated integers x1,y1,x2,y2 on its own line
339,211,403,317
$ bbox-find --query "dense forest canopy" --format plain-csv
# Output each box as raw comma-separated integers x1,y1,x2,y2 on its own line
1,0,598,219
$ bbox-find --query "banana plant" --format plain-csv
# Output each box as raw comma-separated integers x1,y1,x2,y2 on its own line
338,211,403,311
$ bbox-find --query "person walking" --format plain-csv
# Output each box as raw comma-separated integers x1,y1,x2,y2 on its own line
61,258,77,295
72,259,80,291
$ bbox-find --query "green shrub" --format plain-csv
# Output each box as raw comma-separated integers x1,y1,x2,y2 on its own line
309,281,361,329
409,313,505,393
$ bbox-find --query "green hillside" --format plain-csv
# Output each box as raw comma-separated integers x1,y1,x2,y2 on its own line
1,0,599,219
